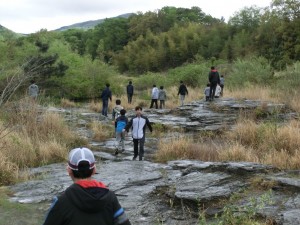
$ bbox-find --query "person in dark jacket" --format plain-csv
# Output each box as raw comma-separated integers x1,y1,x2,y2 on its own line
124,106,152,161
177,81,188,106
101,83,112,117
208,66,220,101
126,81,134,104
43,147,131,225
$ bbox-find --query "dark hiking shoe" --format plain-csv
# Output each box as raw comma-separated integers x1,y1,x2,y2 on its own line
132,156,137,160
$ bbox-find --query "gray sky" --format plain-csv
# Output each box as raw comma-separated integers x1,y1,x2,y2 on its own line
0,0,271,34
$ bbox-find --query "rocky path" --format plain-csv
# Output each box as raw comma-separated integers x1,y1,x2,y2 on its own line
9,98,300,224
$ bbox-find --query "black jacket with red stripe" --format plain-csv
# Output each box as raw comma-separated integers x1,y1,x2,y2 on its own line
43,180,131,225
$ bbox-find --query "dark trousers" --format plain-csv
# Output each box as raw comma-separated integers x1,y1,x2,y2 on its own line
220,84,224,96
159,100,165,109
209,83,217,100
150,99,158,109
127,94,133,104
133,136,145,160
101,99,109,116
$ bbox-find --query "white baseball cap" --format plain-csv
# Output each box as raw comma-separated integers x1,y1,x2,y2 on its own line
68,147,95,171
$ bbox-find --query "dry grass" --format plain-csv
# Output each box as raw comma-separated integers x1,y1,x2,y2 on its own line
155,137,220,163
220,119,300,169
287,94,300,113
0,152,19,185
155,118,300,169
249,176,278,191
0,99,87,185
60,98,77,108
225,86,281,103
225,85,300,114
88,100,102,112
89,121,114,141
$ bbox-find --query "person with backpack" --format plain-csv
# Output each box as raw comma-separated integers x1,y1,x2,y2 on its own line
124,106,152,161
112,99,124,121
100,83,112,117
208,66,220,101
126,81,134,104
114,109,128,155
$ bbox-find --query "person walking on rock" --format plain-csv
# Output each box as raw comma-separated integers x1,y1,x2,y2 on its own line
150,85,159,109
124,106,152,161
158,86,167,109
204,83,210,102
126,81,134,104
112,99,124,121
208,66,220,101
177,81,188,106
115,109,128,155
100,83,112,117
43,147,131,225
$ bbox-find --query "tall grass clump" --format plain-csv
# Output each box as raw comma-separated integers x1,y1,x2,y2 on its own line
0,152,18,185
0,99,87,185
155,137,219,163
223,119,300,169
89,121,114,141
225,85,281,103
60,98,76,108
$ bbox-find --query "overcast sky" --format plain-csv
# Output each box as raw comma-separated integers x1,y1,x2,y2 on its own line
0,0,271,34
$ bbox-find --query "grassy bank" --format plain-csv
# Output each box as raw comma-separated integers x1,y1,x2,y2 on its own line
0,98,87,185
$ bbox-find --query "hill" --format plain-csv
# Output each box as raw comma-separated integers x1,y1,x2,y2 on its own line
54,13,133,31
0,25,20,40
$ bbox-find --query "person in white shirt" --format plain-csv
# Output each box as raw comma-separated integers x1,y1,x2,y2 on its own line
124,106,153,161
150,84,159,109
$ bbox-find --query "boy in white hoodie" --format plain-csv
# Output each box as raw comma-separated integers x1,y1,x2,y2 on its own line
150,85,159,109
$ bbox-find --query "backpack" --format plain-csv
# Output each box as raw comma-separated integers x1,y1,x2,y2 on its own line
115,109,121,119
116,120,126,132
112,107,122,120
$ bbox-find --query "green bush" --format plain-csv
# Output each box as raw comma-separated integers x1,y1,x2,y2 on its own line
227,57,273,88
272,61,300,95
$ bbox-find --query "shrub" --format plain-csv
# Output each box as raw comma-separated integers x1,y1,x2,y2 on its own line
227,57,273,89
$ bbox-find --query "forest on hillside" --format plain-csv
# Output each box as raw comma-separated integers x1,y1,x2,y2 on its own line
0,0,299,101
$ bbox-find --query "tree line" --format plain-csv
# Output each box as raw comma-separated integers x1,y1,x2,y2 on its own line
0,0,299,101
61,0,300,72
